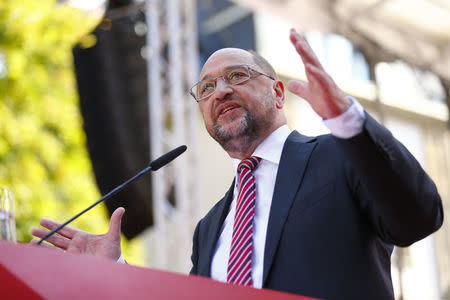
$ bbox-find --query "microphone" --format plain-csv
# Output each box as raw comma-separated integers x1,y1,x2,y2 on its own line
37,145,187,245
149,145,186,170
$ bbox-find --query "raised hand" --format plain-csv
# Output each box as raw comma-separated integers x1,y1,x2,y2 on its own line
287,29,351,119
31,207,125,261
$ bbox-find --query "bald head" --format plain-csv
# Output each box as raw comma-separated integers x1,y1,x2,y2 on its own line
200,48,277,81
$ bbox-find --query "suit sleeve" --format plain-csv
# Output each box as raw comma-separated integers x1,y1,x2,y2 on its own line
336,113,443,246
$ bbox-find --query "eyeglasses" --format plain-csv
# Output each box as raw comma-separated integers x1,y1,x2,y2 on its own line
189,64,275,102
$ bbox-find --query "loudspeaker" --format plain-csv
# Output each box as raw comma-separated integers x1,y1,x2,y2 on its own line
73,9,152,239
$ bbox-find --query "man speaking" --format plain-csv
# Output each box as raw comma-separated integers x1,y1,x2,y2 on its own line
32,29,443,300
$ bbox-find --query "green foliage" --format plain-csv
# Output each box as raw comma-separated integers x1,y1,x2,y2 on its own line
0,0,144,265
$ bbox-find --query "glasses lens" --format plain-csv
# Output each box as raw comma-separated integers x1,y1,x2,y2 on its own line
192,66,251,101
196,79,215,100
225,66,250,85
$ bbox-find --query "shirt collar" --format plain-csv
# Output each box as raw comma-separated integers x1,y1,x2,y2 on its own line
231,125,291,172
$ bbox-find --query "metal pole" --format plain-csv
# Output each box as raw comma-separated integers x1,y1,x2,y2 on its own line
146,0,168,269
183,0,201,228
167,0,190,271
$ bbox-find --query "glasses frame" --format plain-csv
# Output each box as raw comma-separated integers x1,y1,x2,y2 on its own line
189,64,275,102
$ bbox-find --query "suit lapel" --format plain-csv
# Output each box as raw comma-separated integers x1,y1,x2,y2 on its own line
201,179,235,277
262,131,317,285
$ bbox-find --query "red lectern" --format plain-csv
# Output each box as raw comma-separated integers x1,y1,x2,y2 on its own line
0,241,318,299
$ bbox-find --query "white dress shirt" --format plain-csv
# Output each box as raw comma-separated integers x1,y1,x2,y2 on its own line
210,98,365,288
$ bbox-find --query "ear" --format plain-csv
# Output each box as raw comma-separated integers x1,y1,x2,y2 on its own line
273,80,285,109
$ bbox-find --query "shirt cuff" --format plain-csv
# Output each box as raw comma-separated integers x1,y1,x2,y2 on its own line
117,254,126,264
323,96,365,139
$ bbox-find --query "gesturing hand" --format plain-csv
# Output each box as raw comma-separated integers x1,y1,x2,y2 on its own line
287,29,351,119
31,207,125,261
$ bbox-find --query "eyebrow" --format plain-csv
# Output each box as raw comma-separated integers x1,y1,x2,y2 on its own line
199,64,249,81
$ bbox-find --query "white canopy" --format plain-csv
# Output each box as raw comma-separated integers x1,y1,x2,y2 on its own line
232,0,450,87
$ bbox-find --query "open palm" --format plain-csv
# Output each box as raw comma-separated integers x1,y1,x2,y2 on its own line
31,207,125,260
287,29,351,119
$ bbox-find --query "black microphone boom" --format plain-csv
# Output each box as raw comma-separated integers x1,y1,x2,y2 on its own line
37,145,187,245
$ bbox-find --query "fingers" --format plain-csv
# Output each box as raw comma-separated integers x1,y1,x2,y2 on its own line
305,63,330,91
108,207,125,240
305,63,351,118
289,28,324,70
29,238,65,252
287,79,309,99
39,218,79,239
305,63,344,99
286,65,329,99
31,228,70,249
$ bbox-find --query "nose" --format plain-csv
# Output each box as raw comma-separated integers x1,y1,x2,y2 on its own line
213,76,233,101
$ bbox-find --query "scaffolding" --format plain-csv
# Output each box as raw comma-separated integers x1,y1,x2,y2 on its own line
146,0,200,272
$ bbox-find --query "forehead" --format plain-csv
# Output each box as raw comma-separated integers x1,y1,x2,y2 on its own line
200,48,254,80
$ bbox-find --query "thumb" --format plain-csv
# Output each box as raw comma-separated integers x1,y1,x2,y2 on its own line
287,79,308,99
108,207,125,240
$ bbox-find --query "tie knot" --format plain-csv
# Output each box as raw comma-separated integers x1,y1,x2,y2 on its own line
238,156,262,172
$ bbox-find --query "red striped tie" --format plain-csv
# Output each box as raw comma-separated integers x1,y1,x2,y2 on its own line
227,156,262,286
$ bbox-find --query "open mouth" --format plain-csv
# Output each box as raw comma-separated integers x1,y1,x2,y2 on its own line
217,102,241,118
221,106,235,114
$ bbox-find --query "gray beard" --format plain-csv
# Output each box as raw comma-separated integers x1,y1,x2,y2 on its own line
212,110,271,154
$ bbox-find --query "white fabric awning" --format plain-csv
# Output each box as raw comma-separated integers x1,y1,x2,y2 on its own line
232,0,450,85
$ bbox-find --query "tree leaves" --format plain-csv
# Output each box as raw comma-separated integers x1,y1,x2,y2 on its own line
0,0,106,242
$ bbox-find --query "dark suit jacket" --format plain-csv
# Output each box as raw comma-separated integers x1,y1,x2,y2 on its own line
190,114,443,300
